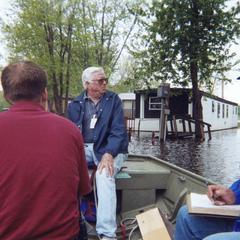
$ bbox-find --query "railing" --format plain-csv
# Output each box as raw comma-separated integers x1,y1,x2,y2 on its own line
167,114,211,140
124,117,135,142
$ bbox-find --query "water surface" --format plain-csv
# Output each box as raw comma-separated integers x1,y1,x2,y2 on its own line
129,128,240,186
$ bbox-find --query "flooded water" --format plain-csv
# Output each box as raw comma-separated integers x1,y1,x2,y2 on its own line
129,128,240,186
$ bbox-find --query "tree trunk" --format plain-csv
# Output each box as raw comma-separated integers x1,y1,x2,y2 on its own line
190,61,205,141
64,21,73,115
44,22,61,114
81,0,89,68
190,0,204,142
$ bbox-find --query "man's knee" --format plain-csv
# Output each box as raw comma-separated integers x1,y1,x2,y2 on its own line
176,205,189,222
96,169,115,182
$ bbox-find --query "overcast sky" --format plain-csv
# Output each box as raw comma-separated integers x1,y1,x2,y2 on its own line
0,0,240,103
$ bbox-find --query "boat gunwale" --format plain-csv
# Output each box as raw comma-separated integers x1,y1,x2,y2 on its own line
128,154,215,185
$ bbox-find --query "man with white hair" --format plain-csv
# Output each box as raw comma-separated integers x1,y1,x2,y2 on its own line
67,67,128,240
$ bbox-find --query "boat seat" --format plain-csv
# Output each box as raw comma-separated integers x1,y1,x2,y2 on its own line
116,159,171,212
116,160,171,190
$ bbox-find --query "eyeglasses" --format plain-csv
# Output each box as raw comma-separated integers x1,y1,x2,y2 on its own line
90,78,108,85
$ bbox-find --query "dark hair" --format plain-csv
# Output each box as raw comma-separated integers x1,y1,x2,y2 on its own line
1,61,47,101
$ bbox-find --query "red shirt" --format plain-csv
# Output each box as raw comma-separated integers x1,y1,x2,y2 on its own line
0,101,91,240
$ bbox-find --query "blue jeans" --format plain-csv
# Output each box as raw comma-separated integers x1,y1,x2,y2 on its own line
174,206,234,240
204,232,240,240
84,144,127,238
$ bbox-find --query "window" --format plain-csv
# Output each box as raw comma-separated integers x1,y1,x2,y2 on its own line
222,104,225,118
226,105,229,118
212,101,215,113
217,103,220,118
149,97,162,110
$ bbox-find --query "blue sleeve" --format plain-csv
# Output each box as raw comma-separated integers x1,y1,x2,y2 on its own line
66,102,74,122
104,96,128,157
66,101,81,126
229,179,240,204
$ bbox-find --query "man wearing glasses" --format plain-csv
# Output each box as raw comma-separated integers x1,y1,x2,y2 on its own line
67,67,128,240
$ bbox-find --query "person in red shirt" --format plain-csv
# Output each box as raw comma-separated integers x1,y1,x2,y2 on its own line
0,61,91,240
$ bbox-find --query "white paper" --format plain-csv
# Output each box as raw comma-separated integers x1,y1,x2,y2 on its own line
190,193,240,210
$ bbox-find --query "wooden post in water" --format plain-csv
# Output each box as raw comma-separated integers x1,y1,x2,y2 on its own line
173,115,178,138
157,84,170,142
159,98,166,141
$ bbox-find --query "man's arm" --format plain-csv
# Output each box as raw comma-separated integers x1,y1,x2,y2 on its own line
66,100,83,131
229,179,240,204
66,101,75,123
98,95,128,176
104,95,127,157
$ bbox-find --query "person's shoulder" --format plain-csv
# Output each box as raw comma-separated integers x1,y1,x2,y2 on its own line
0,109,9,115
0,110,9,121
47,113,82,141
47,112,77,128
105,90,120,99
67,92,85,108
67,91,85,112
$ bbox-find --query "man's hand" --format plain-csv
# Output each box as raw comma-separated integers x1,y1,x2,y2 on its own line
207,185,235,205
97,153,114,176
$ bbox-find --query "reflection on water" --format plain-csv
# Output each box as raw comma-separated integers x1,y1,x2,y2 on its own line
129,128,240,186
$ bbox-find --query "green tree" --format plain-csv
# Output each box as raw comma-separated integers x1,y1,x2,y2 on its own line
132,0,240,140
109,55,143,93
0,91,9,111
2,0,138,115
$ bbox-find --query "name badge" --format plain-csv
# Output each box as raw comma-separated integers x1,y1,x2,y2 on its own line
90,114,97,129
